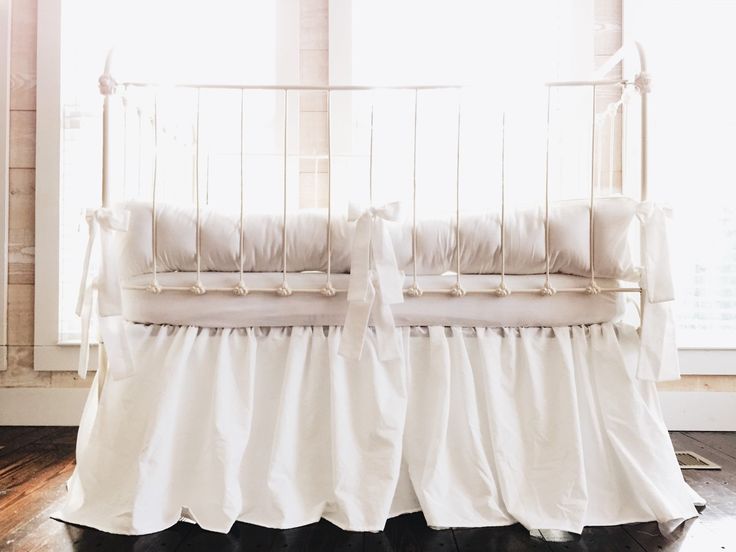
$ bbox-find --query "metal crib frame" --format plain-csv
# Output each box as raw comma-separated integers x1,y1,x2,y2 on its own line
98,42,650,301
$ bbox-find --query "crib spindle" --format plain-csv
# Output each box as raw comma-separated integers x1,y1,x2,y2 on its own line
234,90,248,296
450,93,465,298
190,89,206,295
586,85,601,295
607,105,615,195
496,112,510,297
321,91,336,297
541,87,556,296
147,92,162,294
137,102,143,198
277,90,292,297
122,94,128,198
406,89,422,297
369,94,375,205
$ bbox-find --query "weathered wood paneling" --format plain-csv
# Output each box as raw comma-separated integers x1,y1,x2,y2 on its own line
9,0,36,111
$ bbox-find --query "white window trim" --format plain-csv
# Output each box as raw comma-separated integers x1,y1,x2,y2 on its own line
0,0,12,371
35,0,94,371
623,0,736,376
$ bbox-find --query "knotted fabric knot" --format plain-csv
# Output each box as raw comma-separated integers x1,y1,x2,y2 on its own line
146,281,162,294
585,281,602,295
449,283,466,297
338,201,404,361
405,282,423,297
320,282,337,297
190,281,206,295
540,283,557,296
276,282,293,297
495,281,511,297
233,282,249,296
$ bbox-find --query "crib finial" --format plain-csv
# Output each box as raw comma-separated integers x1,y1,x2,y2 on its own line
634,71,651,94
99,74,117,96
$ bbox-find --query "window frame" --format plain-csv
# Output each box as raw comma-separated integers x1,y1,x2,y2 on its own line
35,0,87,371
0,0,10,371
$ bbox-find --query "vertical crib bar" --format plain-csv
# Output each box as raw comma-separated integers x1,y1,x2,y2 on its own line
639,54,650,327
147,92,161,294
451,94,465,297
587,85,600,295
322,91,335,296
496,112,509,296
205,155,210,205
608,104,617,195
407,89,422,297
122,95,128,198
190,89,205,294
278,90,292,296
137,105,143,197
541,87,555,296
369,94,375,205
235,89,247,295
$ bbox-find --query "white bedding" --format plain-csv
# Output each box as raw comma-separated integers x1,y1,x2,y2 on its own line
121,272,626,328
57,322,697,535
116,196,639,280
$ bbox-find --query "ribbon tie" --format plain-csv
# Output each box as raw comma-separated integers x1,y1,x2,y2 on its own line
338,202,405,361
77,208,134,379
635,201,679,381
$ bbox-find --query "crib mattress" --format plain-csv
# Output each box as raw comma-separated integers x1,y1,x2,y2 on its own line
121,272,626,328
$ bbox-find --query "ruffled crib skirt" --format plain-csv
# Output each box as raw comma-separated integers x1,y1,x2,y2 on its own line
57,323,697,535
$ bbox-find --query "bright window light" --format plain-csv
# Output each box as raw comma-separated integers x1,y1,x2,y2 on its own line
630,0,736,348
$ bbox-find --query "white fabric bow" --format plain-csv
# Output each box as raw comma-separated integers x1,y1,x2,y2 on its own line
636,201,679,381
77,208,134,380
338,202,405,361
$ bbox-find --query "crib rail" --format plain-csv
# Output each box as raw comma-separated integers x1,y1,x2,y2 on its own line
99,43,650,300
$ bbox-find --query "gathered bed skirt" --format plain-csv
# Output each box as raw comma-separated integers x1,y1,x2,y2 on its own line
57,322,698,535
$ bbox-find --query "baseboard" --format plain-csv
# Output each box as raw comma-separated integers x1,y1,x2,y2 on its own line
659,391,736,431
1,387,734,430
0,387,89,425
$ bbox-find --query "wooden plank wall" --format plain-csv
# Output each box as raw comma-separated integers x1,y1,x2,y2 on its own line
0,0,733,394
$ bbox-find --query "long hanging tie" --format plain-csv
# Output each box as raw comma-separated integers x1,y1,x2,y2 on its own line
339,201,405,361
636,201,679,381
76,208,132,379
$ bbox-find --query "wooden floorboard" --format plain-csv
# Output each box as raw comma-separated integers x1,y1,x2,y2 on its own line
0,428,734,551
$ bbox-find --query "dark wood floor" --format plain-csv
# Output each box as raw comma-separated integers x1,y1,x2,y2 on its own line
0,428,734,551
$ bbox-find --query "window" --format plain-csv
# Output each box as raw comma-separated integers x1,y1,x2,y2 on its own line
627,0,736,352
328,0,598,214
38,0,606,370
36,0,300,369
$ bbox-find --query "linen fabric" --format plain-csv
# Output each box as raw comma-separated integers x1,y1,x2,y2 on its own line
57,322,697,536
116,197,639,280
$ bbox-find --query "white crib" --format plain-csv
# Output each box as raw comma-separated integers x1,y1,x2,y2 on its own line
57,43,700,537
